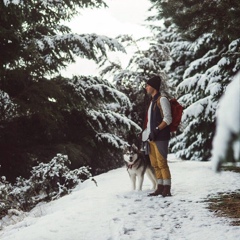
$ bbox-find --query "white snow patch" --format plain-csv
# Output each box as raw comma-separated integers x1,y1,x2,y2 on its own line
1,155,240,240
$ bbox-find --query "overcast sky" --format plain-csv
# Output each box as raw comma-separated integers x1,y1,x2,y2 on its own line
62,0,152,77
70,0,152,38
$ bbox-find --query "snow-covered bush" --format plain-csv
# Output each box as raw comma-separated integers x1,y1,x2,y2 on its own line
212,72,240,171
0,154,91,217
0,90,17,122
0,176,13,218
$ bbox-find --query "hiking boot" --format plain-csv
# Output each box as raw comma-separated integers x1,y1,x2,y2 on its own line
148,184,164,196
162,185,171,197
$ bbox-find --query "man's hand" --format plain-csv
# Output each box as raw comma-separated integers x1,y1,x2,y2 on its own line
149,127,160,141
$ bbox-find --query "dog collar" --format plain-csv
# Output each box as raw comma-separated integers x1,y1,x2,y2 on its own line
127,158,140,170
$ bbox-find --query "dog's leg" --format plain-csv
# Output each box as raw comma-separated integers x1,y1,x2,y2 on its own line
129,174,136,190
146,168,157,190
137,173,144,191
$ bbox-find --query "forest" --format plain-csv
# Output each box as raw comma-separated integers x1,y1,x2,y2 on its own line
0,0,239,186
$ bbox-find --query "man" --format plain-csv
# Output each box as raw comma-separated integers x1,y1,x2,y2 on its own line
142,75,172,197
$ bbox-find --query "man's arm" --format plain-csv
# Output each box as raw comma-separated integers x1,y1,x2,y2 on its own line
157,97,172,130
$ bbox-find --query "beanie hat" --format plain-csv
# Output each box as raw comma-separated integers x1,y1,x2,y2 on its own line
147,76,161,91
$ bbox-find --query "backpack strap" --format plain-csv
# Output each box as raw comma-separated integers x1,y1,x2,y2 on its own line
156,96,164,118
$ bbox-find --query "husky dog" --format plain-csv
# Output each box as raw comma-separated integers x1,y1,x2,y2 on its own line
123,144,157,191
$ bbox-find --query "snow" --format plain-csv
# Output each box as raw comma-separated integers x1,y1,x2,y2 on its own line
1,154,240,240
212,72,240,169
3,0,20,5
0,90,17,121
181,96,214,121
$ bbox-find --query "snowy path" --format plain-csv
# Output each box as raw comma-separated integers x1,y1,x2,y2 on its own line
0,155,240,240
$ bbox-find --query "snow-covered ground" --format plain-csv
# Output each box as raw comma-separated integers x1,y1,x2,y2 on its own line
0,154,240,240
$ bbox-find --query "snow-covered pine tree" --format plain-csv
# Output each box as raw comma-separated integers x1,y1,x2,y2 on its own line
149,0,240,160
0,0,130,181
61,75,141,173
0,0,125,117
0,175,13,218
0,90,17,122
98,34,171,136
212,72,240,171
0,154,92,215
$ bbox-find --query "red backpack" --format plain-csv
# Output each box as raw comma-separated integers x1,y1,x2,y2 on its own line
157,97,183,132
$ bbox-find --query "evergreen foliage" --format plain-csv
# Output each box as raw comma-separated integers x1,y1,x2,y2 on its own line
0,0,139,181
99,34,171,134
149,0,240,161
0,154,92,218
212,72,240,170
0,74,140,182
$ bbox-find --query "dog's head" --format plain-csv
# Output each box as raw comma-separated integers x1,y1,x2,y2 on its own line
123,144,139,164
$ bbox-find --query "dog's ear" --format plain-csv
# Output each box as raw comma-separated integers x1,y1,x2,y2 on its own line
123,143,130,153
132,144,138,151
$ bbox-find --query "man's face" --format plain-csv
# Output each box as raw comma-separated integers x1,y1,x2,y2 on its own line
145,84,156,96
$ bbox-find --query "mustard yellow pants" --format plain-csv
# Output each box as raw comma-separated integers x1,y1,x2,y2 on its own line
149,141,171,180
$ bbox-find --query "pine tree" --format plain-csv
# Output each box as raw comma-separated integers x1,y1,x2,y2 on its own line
212,72,240,171
99,34,171,135
0,0,137,181
0,0,124,119
149,0,240,161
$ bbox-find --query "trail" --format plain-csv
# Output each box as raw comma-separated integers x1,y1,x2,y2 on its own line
1,155,240,240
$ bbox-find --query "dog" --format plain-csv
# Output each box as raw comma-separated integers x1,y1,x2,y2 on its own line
123,144,157,191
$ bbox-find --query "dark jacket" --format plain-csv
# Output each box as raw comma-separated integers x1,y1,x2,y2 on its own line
150,93,170,141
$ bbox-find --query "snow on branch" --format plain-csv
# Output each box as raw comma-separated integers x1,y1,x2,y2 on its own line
0,90,17,122
3,0,106,8
68,76,132,112
86,83,132,110
182,96,216,121
0,154,92,216
212,72,240,171
133,57,157,71
3,0,21,5
190,33,214,52
36,34,125,65
96,133,128,149
177,74,201,92
87,109,141,132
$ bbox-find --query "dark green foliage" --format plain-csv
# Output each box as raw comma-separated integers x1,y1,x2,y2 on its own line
151,0,240,41
0,1,138,182
0,75,139,182
99,34,171,138
149,0,240,161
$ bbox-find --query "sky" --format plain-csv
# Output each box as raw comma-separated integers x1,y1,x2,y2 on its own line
1,154,240,240
62,0,152,77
